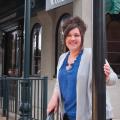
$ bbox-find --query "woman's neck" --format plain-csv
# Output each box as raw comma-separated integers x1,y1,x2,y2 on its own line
68,50,80,65
69,49,81,58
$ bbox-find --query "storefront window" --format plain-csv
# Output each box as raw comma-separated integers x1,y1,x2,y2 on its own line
31,23,42,75
0,31,3,75
3,26,23,77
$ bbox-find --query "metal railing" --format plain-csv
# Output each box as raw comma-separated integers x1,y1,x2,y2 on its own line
0,76,48,120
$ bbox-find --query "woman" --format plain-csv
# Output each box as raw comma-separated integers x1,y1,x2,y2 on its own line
47,16,118,120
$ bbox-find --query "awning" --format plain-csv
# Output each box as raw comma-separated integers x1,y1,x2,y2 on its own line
0,0,45,25
106,0,120,14
46,0,73,11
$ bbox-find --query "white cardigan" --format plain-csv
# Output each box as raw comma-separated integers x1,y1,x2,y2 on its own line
52,48,118,120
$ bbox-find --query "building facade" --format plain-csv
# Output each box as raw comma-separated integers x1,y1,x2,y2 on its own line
0,0,93,79
0,0,120,119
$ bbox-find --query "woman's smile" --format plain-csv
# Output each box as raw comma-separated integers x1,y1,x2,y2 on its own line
65,28,81,52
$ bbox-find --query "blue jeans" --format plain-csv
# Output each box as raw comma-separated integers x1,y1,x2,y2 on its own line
63,114,76,120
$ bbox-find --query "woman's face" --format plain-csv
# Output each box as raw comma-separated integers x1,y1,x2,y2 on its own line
65,27,81,52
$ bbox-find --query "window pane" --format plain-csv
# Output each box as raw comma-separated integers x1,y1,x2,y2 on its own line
31,23,42,75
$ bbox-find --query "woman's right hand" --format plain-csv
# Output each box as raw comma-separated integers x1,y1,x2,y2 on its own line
104,60,110,81
47,95,59,114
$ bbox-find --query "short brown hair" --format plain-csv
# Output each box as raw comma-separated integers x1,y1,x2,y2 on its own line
62,16,86,47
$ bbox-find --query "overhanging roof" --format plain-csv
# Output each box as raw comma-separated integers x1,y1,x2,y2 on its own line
0,0,24,17
0,0,45,25
106,0,120,14
1,0,120,25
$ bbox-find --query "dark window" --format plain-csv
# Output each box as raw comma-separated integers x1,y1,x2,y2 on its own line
106,13,120,75
31,23,42,75
2,25,23,76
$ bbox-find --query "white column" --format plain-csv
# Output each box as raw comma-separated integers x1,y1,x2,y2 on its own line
73,0,93,48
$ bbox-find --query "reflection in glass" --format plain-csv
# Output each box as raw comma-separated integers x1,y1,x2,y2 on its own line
31,23,42,75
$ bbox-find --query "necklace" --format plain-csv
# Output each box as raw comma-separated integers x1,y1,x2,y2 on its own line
66,55,77,70
66,63,73,70
66,49,83,70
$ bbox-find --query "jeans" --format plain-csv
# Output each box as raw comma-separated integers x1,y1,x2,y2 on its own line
63,114,69,120
63,114,76,120
63,115,112,120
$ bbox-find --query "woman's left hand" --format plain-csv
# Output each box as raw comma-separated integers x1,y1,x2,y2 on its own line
104,62,110,80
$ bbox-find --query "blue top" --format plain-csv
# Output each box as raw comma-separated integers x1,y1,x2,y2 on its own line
58,50,83,120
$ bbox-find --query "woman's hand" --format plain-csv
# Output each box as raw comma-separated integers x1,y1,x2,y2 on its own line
104,61,110,80
47,95,59,114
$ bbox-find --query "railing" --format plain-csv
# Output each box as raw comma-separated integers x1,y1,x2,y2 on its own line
0,76,48,120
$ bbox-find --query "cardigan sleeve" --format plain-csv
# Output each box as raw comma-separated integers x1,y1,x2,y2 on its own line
105,59,118,86
106,66,118,86
51,52,68,102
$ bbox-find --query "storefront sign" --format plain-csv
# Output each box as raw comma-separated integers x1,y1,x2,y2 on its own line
46,0,73,11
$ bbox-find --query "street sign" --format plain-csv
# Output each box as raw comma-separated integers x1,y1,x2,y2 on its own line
46,0,73,11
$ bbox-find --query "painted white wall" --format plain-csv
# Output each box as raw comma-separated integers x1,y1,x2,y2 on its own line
73,0,93,48
33,11,54,78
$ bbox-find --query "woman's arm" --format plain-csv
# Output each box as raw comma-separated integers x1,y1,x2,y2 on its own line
104,60,118,86
47,82,59,114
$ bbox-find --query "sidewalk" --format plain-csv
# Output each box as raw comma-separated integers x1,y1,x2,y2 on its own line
108,79,120,120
